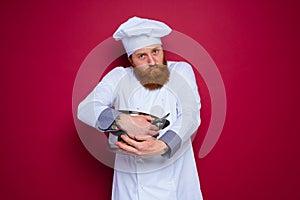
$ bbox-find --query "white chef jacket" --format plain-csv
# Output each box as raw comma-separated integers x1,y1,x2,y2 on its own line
78,61,203,200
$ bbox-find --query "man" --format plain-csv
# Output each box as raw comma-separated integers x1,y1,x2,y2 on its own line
78,16,203,200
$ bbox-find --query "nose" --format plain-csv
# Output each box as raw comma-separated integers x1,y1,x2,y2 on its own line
147,55,156,66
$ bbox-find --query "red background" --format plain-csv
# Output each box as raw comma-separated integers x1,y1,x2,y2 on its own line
1,0,299,199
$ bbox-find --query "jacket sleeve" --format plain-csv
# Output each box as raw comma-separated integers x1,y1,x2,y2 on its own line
77,67,126,129
160,62,201,158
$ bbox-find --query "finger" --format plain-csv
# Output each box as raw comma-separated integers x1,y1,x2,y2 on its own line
142,115,154,122
149,124,159,131
115,141,138,154
148,130,159,137
134,135,152,141
121,135,140,147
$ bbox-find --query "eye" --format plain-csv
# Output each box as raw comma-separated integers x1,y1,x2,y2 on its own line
152,49,159,55
138,54,145,59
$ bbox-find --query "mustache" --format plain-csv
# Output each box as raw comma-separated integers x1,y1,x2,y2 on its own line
148,64,167,68
135,63,167,68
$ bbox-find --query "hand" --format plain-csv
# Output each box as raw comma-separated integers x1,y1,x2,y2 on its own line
116,114,159,137
115,135,169,157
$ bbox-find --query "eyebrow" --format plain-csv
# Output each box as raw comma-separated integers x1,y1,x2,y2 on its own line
134,46,162,55
135,53,145,58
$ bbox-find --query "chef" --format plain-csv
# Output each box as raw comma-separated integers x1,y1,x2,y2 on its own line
78,16,203,200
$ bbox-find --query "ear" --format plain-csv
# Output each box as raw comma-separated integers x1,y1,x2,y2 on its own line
128,56,135,66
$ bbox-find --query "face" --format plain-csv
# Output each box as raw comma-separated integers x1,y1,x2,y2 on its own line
130,44,165,67
130,44,170,90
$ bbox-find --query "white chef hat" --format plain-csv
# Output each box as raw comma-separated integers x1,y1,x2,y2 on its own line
113,16,172,56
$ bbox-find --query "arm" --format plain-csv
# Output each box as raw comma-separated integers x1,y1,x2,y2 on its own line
115,130,180,158
116,135,169,157
115,62,201,158
78,67,159,137
77,67,124,128
95,108,158,136
161,62,201,154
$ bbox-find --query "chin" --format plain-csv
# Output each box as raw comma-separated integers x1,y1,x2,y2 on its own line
143,83,164,90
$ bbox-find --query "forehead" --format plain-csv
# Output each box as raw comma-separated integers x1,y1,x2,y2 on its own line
133,44,163,54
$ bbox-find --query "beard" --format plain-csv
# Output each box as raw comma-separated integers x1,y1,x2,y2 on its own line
134,63,170,90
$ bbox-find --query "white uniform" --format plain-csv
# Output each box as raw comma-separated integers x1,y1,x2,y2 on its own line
78,61,203,200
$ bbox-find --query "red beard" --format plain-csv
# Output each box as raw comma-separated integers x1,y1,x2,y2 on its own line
134,64,170,90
